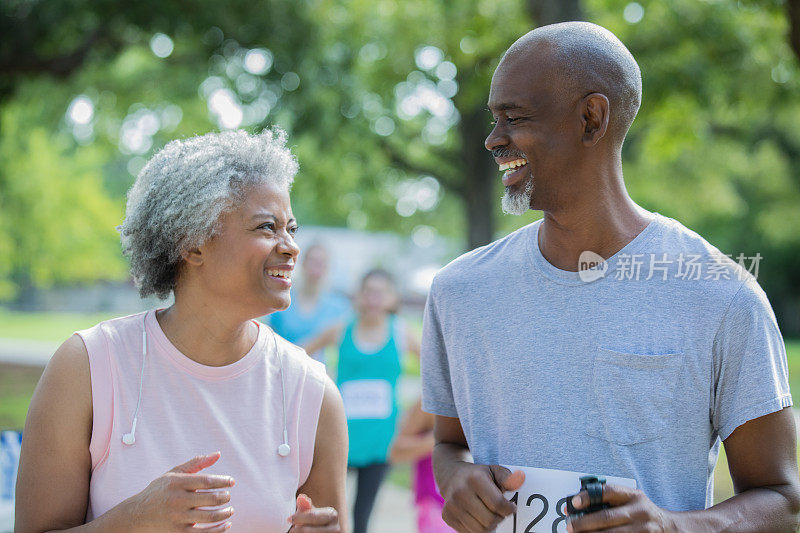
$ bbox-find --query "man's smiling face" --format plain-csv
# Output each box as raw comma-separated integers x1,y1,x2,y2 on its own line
485,46,582,215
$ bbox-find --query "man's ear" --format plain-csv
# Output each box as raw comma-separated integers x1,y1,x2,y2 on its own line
181,246,204,266
580,93,610,147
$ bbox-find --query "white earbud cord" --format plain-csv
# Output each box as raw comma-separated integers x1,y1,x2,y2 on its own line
273,329,291,457
122,316,147,445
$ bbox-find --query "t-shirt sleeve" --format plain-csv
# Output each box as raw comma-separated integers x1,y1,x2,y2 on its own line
421,277,459,418
712,278,793,441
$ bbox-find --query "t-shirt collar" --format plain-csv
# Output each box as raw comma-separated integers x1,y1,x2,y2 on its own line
526,212,666,286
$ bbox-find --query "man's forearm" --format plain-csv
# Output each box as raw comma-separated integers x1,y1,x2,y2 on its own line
669,485,800,533
432,441,474,495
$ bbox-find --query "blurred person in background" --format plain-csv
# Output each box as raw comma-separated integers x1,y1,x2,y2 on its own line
389,398,454,533
14,130,348,532
265,243,350,366
305,268,420,533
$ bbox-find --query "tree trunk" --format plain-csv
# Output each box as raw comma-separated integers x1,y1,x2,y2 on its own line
788,0,800,63
459,107,497,250
528,0,584,25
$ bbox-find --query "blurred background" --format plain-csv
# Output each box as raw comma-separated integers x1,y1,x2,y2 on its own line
2,0,800,530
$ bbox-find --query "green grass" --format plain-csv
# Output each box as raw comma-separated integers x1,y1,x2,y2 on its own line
0,309,115,343
0,365,44,430
787,339,800,398
388,462,411,489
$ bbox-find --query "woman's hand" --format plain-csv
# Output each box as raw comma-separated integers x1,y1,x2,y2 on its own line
113,452,236,532
287,494,340,532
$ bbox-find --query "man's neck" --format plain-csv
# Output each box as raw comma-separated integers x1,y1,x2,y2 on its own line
537,186,652,272
156,292,259,367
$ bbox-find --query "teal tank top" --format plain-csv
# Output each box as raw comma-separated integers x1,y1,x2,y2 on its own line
336,316,402,467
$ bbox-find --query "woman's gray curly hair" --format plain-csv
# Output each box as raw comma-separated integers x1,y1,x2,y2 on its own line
119,128,298,299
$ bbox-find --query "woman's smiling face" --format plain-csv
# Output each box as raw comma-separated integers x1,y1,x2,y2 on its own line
188,180,300,318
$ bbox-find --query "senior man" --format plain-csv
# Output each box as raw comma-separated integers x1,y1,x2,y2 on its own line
421,22,800,533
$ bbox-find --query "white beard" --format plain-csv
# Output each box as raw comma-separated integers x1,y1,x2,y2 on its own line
501,176,533,215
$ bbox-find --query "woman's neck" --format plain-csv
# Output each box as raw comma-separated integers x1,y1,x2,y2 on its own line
359,312,388,330
156,299,259,367
354,312,389,348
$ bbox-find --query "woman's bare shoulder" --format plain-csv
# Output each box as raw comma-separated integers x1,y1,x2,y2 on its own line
28,334,92,431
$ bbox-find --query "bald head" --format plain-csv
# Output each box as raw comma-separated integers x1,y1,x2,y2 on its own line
500,22,642,146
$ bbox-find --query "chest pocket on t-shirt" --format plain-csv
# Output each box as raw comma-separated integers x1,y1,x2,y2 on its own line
584,348,685,446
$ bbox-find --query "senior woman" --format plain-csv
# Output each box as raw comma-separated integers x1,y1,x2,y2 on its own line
15,130,348,532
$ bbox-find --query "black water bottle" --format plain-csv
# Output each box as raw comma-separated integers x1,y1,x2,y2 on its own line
566,475,609,519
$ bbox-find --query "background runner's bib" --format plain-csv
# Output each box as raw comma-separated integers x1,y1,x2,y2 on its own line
341,379,393,419
495,465,637,533
336,316,402,466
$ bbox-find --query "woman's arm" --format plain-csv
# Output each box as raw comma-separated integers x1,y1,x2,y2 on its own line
15,335,236,533
302,324,343,357
291,377,348,532
15,335,95,532
388,399,435,464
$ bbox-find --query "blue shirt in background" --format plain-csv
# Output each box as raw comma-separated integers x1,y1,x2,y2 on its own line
266,291,351,364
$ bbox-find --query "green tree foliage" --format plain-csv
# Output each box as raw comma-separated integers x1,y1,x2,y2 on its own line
0,101,127,300
2,0,800,332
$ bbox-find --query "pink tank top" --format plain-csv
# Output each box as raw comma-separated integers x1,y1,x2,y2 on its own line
77,310,327,531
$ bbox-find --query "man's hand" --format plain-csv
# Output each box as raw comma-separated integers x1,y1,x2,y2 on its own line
440,463,525,533
567,483,675,533
288,493,340,532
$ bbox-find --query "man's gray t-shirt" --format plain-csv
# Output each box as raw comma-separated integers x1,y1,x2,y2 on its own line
421,213,792,511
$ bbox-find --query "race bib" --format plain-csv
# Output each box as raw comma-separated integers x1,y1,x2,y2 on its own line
340,379,393,420
495,465,637,533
